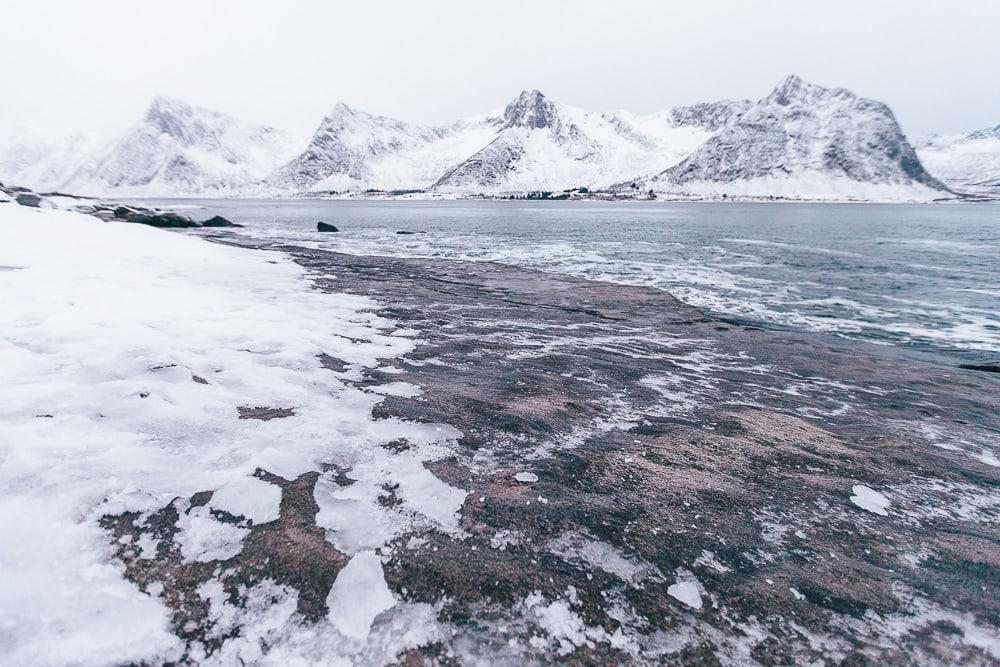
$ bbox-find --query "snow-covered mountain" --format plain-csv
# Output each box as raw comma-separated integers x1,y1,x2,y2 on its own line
269,103,500,192
916,124,1000,196
430,90,732,193
55,96,304,196
0,125,101,193
0,80,966,201
271,90,734,194
642,75,949,201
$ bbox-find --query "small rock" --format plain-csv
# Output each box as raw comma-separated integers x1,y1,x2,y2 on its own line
514,472,539,483
15,193,42,207
113,206,140,220
201,215,240,228
959,363,1000,373
317,222,339,232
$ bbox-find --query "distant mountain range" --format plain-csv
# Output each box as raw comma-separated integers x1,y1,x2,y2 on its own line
915,124,1000,197
1,76,996,201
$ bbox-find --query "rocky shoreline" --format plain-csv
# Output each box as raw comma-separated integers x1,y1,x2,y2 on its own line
102,233,1000,664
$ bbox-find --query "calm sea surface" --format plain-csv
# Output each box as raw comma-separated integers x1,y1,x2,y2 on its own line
138,199,1000,363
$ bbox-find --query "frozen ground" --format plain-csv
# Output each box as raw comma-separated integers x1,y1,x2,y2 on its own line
1,204,998,665
0,205,464,664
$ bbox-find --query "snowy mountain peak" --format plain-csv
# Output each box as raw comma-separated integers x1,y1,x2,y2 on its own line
771,74,808,98
40,96,304,196
503,90,560,130
967,123,1000,141
767,74,853,106
917,121,1000,195
327,101,366,119
643,75,948,200
146,94,194,115
141,95,225,146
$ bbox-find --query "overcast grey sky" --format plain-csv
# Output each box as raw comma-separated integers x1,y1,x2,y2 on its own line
2,0,998,139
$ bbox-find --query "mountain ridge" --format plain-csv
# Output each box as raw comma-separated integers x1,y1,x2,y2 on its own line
0,77,980,201
639,75,949,200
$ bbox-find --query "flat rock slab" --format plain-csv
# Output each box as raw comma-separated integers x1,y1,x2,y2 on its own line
109,238,1000,665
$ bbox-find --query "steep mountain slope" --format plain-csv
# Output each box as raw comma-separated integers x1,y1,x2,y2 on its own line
430,90,732,193
61,96,303,196
1,83,965,200
917,124,1000,195
272,91,740,195
0,125,100,193
269,103,500,192
644,75,949,201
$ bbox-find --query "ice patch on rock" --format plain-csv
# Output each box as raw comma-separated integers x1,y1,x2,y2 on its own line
326,551,395,640
851,485,891,516
176,504,249,563
548,532,661,585
667,571,703,610
209,475,282,525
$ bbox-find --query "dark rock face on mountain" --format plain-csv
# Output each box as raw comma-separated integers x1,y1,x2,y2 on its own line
666,100,752,131
968,124,1000,141
431,134,529,190
432,90,605,192
502,89,562,130
270,103,458,192
648,75,948,198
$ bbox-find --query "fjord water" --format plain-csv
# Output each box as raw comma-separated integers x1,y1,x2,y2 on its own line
148,200,999,362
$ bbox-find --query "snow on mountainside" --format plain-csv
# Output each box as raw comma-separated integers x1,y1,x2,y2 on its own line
916,124,1000,195
644,75,950,201
273,91,731,195
430,90,725,193
0,125,102,193
269,103,501,192
60,96,304,197
663,100,753,131
0,81,968,200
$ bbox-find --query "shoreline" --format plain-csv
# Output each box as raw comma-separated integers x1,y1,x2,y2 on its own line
2,205,998,664
216,234,1000,662
121,192,998,205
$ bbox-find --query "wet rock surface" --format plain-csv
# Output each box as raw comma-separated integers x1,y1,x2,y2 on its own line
103,239,1000,664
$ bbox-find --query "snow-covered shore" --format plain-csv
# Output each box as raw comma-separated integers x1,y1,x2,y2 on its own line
2,203,998,665
0,205,465,664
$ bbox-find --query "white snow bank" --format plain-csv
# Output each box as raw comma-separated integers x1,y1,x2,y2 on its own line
0,205,463,664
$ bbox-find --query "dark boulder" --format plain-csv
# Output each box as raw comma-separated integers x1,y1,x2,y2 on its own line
959,363,1000,373
125,212,200,228
113,206,142,220
15,193,42,207
201,215,240,228
317,222,339,232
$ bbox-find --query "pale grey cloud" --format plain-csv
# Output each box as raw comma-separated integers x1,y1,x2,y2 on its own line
2,0,997,139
